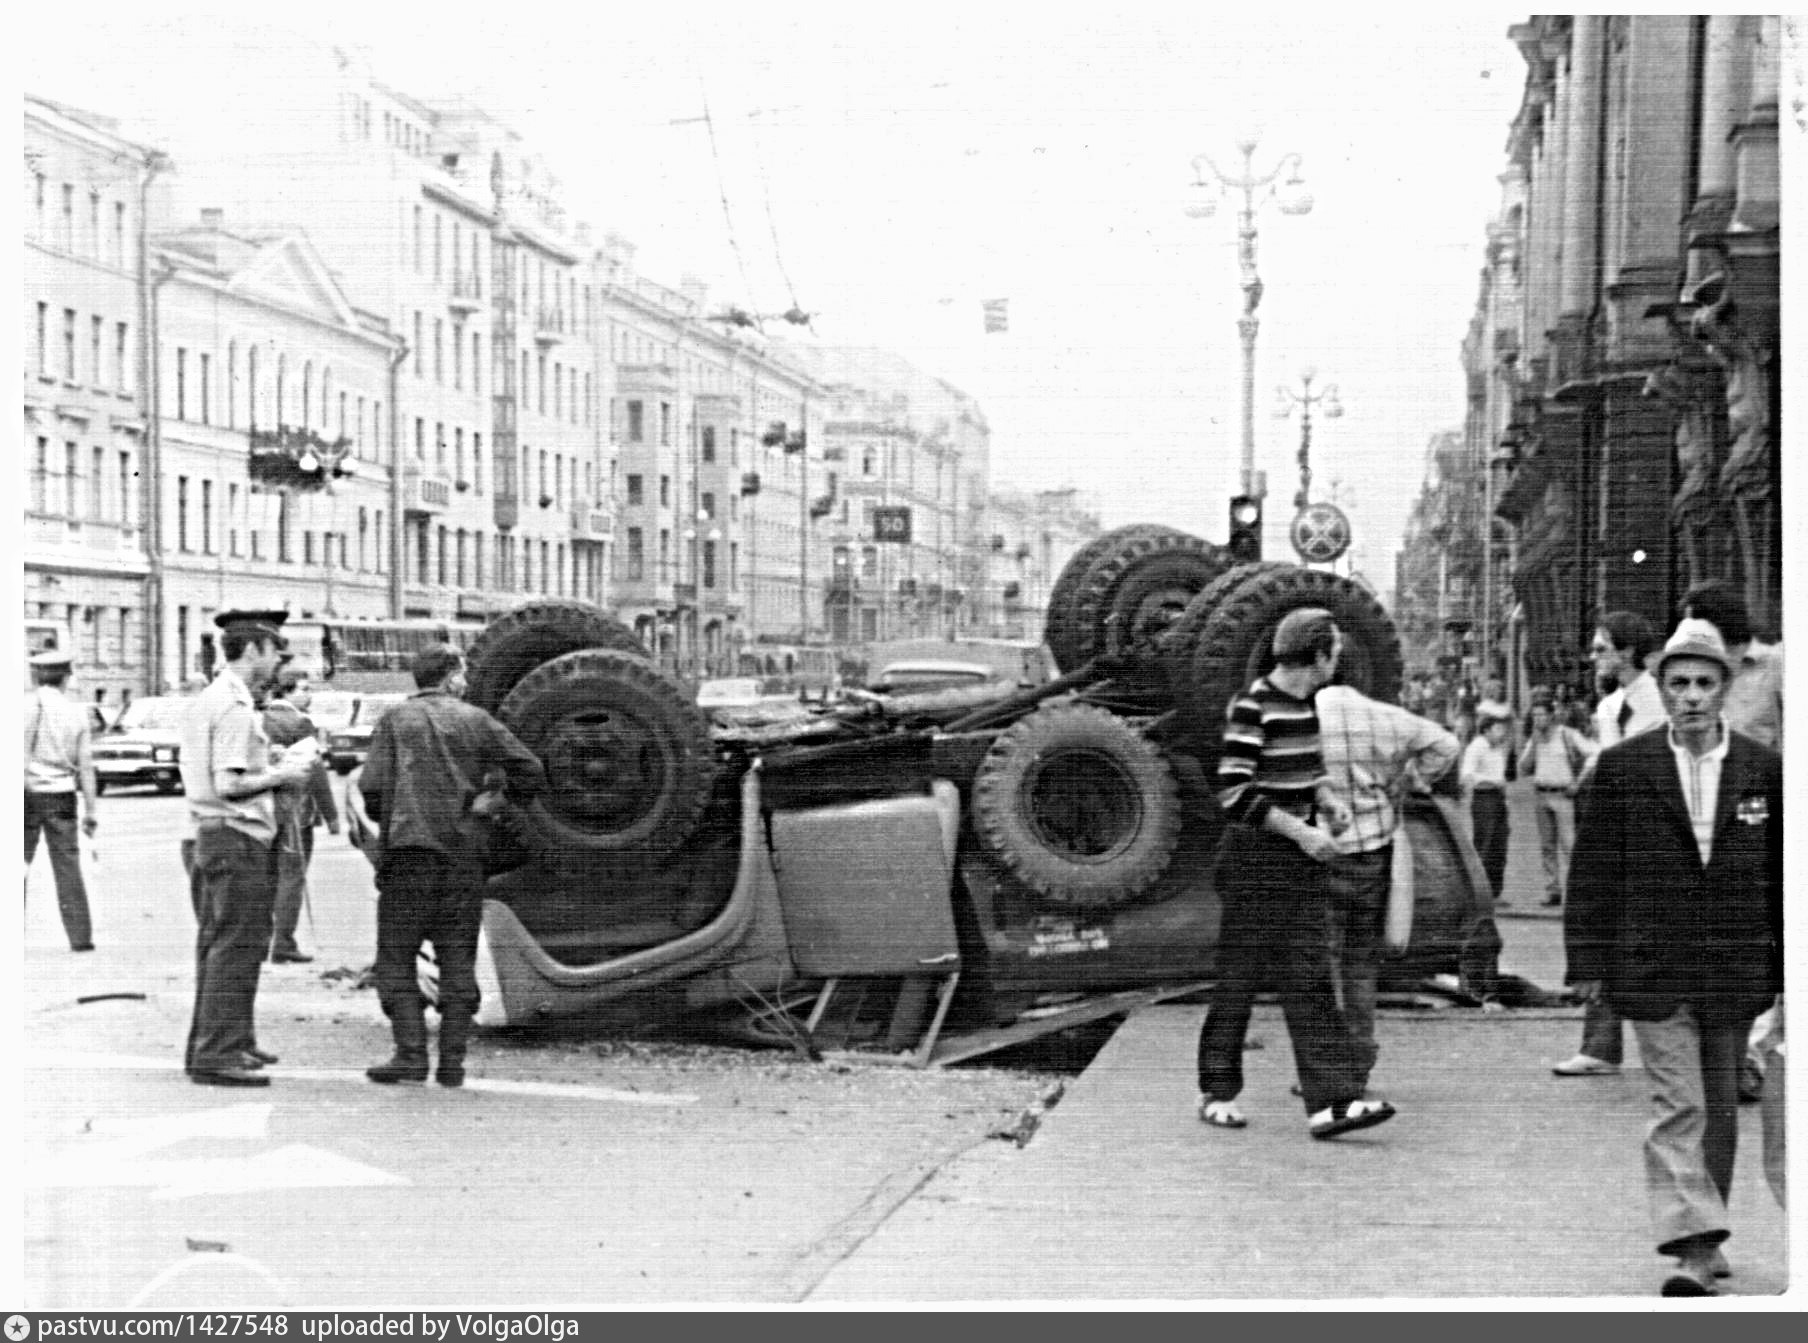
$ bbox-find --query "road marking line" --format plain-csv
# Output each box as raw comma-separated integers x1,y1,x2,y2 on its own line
24,1049,698,1105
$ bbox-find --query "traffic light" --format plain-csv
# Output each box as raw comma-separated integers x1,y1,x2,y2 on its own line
1228,494,1262,562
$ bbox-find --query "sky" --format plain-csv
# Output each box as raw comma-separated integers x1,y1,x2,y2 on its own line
19,4,1535,583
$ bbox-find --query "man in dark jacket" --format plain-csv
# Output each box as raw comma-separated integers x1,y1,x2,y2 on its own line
1565,621,1783,1296
353,645,545,1087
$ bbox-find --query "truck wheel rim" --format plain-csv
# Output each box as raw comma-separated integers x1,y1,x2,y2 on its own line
1021,748,1140,864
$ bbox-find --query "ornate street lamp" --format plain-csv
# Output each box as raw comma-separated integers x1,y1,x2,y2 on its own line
1273,366,1342,512
1186,136,1314,500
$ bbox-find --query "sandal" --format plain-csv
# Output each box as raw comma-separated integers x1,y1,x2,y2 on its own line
1308,1098,1396,1140
1198,1097,1248,1129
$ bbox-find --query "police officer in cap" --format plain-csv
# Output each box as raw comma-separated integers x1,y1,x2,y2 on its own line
24,648,99,950
178,610,317,1086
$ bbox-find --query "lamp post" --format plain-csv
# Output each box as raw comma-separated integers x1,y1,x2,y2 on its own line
1186,137,1314,501
1273,366,1342,512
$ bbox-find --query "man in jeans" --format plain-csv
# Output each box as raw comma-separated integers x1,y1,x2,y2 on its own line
1555,610,1662,1078
23,650,99,951
179,611,318,1087
1195,608,1395,1140
354,645,544,1087
1316,682,1460,1093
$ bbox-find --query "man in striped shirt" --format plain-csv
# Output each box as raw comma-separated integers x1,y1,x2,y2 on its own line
1196,608,1398,1140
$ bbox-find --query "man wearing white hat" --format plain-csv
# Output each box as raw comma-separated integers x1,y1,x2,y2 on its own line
23,649,99,950
1565,619,1783,1296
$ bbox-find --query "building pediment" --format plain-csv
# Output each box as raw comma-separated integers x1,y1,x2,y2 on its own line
225,235,364,335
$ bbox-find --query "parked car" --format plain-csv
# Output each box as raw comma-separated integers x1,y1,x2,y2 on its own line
92,696,188,793
324,692,407,775
695,677,769,711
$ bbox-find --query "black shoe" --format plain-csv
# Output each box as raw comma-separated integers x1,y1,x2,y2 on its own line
270,951,314,965
366,1055,430,1085
70,943,95,952
244,1046,279,1065
190,1067,271,1088
1542,896,1563,908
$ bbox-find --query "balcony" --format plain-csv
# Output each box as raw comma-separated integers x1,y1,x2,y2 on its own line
404,461,452,515
532,307,567,345
571,506,614,540
449,274,482,316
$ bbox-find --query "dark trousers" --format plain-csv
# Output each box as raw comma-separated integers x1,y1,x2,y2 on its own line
374,847,486,1024
271,825,315,957
1325,844,1391,1085
24,790,92,949
1469,789,1509,899
1580,996,1627,1066
1197,826,1362,1114
184,825,278,1072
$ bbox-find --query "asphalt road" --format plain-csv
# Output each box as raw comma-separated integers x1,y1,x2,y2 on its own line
16,788,1054,1309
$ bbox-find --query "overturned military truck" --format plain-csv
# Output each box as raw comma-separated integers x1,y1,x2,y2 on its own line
411,526,1496,1065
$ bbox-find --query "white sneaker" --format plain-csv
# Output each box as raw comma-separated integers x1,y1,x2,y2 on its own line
1552,1054,1620,1076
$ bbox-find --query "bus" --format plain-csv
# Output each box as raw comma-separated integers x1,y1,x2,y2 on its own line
734,643,841,701
278,618,485,693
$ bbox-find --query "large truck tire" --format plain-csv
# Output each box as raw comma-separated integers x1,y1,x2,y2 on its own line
1156,561,1295,669
464,600,647,716
497,648,716,861
971,702,1182,909
1071,531,1235,665
1044,524,1177,673
1179,566,1404,770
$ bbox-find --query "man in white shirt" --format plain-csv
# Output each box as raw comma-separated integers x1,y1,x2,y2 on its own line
23,650,99,950
1565,622,1781,1295
1518,698,1598,908
1556,610,1661,1076
1315,683,1460,1092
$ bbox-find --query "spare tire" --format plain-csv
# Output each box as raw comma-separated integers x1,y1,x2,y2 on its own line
971,703,1181,909
1066,531,1230,669
464,600,647,717
497,648,716,861
1155,561,1296,669
1044,524,1177,673
1180,566,1404,770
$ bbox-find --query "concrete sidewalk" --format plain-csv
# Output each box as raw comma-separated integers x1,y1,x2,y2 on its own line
809,1002,1790,1302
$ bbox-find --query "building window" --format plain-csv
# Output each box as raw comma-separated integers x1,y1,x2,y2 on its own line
472,333,482,398
538,450,547,500
32,438,49,512
703,540,718,590
456,529,467,587
338,390,347,439
413,312,423,376
454,427,465,484
115,322,129,394
702,426,716,463
199,353,211,425
627,527,645,580
452,323,463,389
114,201,127,269
473,432,484,494
701,491,715,520
88,191,100,257
36,303,47,375
175,348,187,419
277,494,292,562
90,447,105,520
64,442,78,519
415,418,425,459
537,355,547,414
62,309,76,380
659,475,671,507
374,510,384,573
437,526,448,586
61,184,73,249
229,483,241,555
434,319,444,383
660,401,671,446
32,172,45,236
201,480,214,553
118,451,132,526
626,474,643,505
626,400,644,443
89,316,102,388
176,476,190,551
474,532,485,590
436,422,447,473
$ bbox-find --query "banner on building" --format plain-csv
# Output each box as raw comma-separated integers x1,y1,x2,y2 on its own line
982,298,1009,334
871,505,913,543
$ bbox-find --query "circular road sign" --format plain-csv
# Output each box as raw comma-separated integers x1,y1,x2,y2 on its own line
1290,502,1352,564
